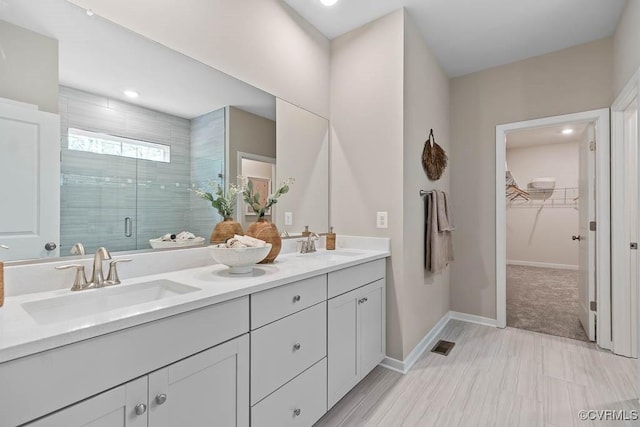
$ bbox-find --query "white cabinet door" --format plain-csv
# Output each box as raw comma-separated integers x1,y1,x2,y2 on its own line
328,279,386,409
358,279,385,377
148,334,249,427
25,377,148,427
0,104,60,261
327,288,359,409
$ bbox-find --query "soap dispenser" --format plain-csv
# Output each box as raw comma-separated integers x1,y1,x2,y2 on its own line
326,227,336,251
0,245,8,307
302,225,310,237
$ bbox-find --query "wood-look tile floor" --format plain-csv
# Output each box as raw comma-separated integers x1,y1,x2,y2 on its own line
315,320,639,427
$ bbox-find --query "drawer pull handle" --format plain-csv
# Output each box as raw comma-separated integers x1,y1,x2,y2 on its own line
293,343,301,351
293,408,302,417
155,393,167,405
293,295,301,303
134,403,147,416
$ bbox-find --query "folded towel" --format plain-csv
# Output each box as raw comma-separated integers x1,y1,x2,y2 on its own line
426,190,454,273
160,231,196,241
234,234,267,248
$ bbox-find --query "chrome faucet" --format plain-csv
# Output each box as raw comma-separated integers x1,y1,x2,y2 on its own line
91,247,112,287
299,232,320,254
70,242,85,255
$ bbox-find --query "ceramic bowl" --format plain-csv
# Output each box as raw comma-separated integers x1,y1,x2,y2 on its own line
208,244,272,274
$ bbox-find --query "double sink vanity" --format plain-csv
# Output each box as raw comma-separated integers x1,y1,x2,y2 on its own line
0,238,390,427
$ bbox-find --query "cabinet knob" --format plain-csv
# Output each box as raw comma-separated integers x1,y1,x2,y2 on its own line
293,295,301,303
155,393,167,405
358,297,368,304
293,408,302,417
134,403,147,416
293,343,301,351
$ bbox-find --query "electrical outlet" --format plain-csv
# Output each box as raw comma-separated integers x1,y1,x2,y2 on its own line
376,211,388,229
284,212,293,226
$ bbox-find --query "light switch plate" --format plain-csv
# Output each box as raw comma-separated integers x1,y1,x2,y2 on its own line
284,212,293,226
376,211,388,229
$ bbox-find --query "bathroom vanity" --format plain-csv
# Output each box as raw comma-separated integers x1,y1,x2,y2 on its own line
0,242,389,427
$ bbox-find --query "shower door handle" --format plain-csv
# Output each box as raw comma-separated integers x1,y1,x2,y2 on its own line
124,217,133,237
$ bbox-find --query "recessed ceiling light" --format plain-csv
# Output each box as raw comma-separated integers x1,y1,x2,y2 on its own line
86,9,94,16
123,90,139,99
320,0,338,6
562,129,574,135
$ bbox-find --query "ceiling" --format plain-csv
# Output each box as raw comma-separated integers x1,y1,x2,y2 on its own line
506,121,589,149
283,0,627,77
0,0,275,120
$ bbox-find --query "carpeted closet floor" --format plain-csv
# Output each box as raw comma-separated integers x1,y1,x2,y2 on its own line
506,265,589,342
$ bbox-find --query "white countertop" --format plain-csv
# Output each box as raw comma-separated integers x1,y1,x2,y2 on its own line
0,248,389,364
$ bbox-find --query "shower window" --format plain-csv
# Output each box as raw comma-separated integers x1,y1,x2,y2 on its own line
68,128,171,163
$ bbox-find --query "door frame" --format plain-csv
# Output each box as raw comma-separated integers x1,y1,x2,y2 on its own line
611,68,640,358
495,108,611,349
236,151,276,228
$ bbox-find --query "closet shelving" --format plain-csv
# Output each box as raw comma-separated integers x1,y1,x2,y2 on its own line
507,187,579,208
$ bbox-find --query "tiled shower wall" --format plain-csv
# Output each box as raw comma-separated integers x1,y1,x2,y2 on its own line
189,109,226,238
59,86,224,255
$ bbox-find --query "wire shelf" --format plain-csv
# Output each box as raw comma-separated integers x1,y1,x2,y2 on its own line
507,187,579,208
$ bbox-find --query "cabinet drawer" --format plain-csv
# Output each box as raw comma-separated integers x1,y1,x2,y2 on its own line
251,275,327,329
251,358,327,427
328,259,385,298
251,302,326,404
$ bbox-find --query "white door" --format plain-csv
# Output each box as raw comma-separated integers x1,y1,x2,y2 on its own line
578,123,596,340
148,334,249,427
25,377,148,427
0,104,60,261
624,100,639,357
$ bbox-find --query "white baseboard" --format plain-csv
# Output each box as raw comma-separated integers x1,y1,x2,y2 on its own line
448,311,498,327
507,260,578,270
379,310,499,374
379,312,451,374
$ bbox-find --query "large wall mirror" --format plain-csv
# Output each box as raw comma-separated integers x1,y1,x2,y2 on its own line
0,0,329,262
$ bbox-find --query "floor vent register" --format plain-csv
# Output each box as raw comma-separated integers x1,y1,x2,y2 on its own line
431,340,455,356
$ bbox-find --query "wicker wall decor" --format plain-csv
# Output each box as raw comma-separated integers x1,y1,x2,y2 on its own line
421,129,447,181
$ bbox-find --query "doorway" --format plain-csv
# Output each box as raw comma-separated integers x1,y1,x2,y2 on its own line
505,121,591,341
236,152,276,230
495,109,611,349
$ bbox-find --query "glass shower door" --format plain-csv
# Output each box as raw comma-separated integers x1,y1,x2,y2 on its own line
60,148,137,255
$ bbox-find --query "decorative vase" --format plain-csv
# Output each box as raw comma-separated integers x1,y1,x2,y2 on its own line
210,217,244,244
245,217,282,263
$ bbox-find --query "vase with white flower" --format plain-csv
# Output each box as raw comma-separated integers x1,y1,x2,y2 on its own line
195,182,244,244
241,177,294,263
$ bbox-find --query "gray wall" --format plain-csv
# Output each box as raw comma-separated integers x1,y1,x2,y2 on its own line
613,0,640,95
330,10,451,360
227,106,276,187
449,38,613,320
59,86,192,254
0,20,58,113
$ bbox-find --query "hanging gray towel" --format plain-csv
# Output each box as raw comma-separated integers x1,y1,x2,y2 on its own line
425,190,454,273
436,190,455,232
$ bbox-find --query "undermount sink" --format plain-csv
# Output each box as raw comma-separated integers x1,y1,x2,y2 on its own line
22,280,200,324
297,250,365,258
